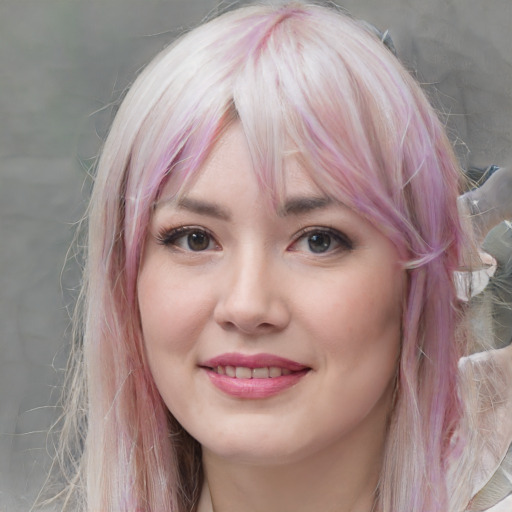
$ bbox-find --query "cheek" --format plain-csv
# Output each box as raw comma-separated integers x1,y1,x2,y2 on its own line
137,263,201,410
138,260,207,355
137,279,197,405
299,264,403,357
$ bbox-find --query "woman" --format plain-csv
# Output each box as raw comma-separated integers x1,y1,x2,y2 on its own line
49,2,512,511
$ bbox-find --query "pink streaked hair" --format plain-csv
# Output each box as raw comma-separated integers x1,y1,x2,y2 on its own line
51,2,484,511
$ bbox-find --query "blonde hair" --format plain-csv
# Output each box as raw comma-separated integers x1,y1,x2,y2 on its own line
46,2,498,511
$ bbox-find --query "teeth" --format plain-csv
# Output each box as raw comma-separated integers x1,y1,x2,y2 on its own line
235,366,252,379
269,366,282,378
252,367,269,379
212,365,297,379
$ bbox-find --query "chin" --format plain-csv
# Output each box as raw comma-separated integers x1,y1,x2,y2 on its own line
203,441,313,467
193,419,351,468
190,419,311,465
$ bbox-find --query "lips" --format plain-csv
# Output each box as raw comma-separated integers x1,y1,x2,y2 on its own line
202,353,308,371
200,353,310,399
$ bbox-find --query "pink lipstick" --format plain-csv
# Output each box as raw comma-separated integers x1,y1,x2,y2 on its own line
200,353,310,399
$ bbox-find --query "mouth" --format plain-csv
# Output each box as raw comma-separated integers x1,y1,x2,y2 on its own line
200,353,311,399
207,365,294,379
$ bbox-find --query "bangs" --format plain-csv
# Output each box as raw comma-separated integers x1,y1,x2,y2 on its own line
164,7,411,223
230,6,420,256
124,1,459,275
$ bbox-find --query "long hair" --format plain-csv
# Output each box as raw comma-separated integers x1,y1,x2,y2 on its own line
53,2,486,511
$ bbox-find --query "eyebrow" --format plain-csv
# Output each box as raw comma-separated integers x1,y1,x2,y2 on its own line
156,195,332,219
157,197,232,220
278,196,332,216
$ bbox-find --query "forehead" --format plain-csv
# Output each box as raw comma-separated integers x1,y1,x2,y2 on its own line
158,123,329,209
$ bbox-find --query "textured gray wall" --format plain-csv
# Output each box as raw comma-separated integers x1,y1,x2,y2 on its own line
0,2,218,510
1,1,511,510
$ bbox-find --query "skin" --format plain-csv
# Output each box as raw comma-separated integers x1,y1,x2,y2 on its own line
138,124,405,512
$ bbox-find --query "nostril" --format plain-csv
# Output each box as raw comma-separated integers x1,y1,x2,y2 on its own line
217,319,275,335
218,321,239,332
213,276,291,334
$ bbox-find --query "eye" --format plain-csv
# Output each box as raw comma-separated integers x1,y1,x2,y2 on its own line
156,227,219,252
290,228,353,255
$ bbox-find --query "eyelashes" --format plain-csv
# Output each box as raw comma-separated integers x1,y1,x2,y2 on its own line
289,227,354,254
155,225,354,255
155,226,219,252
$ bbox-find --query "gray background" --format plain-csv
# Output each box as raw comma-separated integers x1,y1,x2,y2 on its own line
1,1,511,510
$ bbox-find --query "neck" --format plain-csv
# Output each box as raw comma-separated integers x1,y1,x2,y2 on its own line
198,421,385,512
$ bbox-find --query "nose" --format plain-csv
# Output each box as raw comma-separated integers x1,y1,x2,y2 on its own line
213,252,291,335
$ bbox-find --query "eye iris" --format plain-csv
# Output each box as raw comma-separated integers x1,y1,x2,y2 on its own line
187,231,209,251
308,232,331,253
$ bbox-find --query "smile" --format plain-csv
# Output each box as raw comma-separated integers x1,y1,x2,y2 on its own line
201,353,310,398
210,366,293,378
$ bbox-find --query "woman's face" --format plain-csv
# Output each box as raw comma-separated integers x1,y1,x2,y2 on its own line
138,124,404,466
